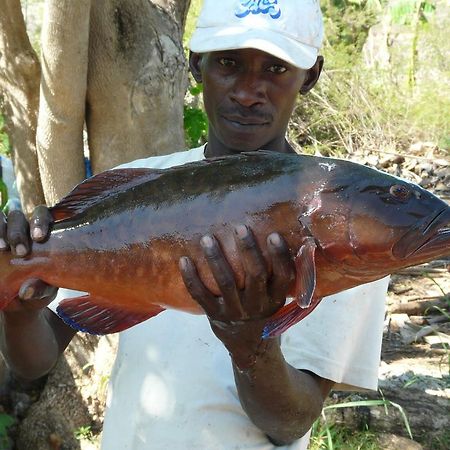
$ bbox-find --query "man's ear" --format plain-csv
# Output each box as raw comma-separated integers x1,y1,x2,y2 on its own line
189,51,203,83
300,56,324,95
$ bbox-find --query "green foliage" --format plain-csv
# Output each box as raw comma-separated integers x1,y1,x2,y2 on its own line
310,421,380,450
184,83,208,148
184,105,208,148
321,0,381,67
0,115,10,157
183,0,203,48
291,0,448,157
389,0,435,25
73,425,94,442
0,413,15,450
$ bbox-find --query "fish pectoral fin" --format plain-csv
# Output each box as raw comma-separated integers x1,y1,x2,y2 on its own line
294,237,317,308
262,296,323,339
56,295,164,335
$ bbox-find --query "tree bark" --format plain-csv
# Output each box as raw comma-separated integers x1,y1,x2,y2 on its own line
0,0,45,214
86,0,188,176
36,0,190,205
36,0,91,206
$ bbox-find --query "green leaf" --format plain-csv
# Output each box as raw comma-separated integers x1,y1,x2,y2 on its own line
0,413,15,449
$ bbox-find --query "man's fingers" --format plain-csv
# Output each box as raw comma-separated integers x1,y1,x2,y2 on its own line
30,205,53,242
233,225,267,313
6,210,30,256
200,235,245,318
179,256,219,316
267,232,295,299
19,278,58,302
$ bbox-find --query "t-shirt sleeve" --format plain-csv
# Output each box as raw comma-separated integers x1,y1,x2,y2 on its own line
281,277,389,391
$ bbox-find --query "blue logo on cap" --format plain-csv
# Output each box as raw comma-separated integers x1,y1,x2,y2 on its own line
235,0,281,19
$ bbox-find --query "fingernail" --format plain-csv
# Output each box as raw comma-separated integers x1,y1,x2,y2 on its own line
19,286,34,300
234,224,248,239
31,227,44,240
200,235,213,248
268,233,281,246
15,244,27,257
179,256,188,270
0,238,7,250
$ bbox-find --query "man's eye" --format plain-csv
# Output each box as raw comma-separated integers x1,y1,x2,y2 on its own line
219,58,236,67
268,65,287,74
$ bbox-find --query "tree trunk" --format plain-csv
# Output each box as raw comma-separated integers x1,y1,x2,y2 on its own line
37,0,190,205
0,0,45,214
36,0,91,205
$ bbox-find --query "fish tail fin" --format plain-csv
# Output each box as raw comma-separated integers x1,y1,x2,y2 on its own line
57,295,165,335
262,297,323,339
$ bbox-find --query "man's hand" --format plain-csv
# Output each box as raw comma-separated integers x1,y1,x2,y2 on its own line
0,206,57,313
179,224,295,369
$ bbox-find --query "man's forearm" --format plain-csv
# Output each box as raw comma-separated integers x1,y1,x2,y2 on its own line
0,309,75,380
233,339,328,445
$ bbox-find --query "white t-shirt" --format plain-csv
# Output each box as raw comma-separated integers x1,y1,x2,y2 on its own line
51,146,389,450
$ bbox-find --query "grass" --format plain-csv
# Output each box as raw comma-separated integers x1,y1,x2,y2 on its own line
310,421,380,450
310,397,414,449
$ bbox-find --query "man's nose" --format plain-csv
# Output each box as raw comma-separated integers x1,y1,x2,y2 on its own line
230,73,266,107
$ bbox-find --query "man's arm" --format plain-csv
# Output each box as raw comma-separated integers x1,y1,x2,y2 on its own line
0,209,76,380
180,225,334,445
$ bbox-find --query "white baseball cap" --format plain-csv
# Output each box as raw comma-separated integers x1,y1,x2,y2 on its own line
189,0,324,69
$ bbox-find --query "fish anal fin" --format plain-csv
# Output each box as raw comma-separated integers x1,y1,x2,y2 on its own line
294,237,317,308
262,296,323,339
50,168,162,222
56,295,164,335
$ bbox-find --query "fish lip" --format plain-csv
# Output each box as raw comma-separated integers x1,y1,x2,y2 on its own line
393,207,450,259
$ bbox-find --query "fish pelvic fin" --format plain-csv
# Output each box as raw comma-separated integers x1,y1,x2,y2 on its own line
262,296,323,339
56,295,164,335
294,237,317,308
50,168,162,221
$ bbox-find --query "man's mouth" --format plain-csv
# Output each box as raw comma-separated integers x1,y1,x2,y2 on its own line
222,115,270,127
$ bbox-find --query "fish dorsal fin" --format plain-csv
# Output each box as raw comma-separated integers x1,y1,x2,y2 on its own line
50,168,162,221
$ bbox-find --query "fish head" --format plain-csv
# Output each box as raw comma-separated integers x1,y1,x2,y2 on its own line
299,159,450,278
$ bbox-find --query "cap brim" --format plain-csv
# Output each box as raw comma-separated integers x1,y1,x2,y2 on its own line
189,26,318,70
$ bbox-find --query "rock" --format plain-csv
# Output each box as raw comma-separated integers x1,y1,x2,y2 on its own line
376,433,423,449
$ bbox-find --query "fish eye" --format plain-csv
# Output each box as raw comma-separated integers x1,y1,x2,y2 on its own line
389,184,410,201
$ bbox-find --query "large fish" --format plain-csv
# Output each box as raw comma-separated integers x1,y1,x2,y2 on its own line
0,151,449,337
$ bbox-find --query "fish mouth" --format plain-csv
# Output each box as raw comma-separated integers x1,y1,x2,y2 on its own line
393,207,450,260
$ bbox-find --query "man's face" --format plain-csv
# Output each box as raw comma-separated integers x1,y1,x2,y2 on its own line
195,48,310,153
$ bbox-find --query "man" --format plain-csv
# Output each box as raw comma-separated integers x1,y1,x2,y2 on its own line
0,0,389,448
